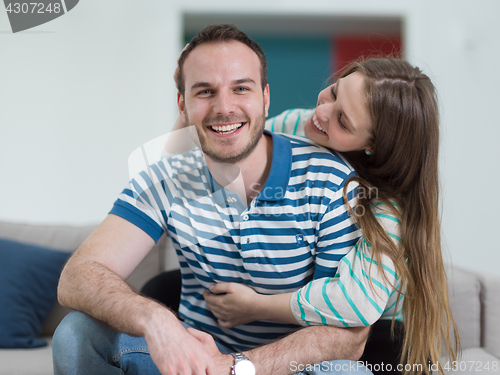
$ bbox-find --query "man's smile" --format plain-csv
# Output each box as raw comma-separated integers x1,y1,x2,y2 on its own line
208,122,247,136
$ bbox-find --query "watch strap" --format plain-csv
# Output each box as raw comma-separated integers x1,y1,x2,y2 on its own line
232,352,250,362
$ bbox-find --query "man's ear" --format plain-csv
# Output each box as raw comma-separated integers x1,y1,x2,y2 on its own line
177,92,187,124
263,84,270,118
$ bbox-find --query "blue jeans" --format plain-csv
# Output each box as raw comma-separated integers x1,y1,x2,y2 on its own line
52,311,372,375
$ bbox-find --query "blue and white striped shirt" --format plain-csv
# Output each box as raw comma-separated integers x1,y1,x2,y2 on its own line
110,130,361,350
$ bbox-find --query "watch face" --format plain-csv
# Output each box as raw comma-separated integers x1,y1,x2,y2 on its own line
234,360,256,375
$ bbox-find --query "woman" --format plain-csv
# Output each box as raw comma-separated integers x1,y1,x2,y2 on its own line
199,58,460,375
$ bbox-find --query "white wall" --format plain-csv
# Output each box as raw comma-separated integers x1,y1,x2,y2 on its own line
1,0,499,276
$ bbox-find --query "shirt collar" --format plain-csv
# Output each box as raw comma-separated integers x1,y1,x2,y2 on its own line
256,130,292,202
204,130,292,205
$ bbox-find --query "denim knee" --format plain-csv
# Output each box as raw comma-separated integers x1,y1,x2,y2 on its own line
53,311,122,375
53,311,100,353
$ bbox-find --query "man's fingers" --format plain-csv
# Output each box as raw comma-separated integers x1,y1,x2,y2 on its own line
187,327,211,344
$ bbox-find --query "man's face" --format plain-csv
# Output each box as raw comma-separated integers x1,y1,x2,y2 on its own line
177,41,270,164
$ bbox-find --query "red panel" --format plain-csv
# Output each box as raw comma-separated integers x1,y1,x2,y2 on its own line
333,35,402,78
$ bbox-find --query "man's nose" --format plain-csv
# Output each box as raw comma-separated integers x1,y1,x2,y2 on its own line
213,91,235,115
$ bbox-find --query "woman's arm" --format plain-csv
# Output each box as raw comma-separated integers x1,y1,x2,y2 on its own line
203,283,298,328
292,204,402,327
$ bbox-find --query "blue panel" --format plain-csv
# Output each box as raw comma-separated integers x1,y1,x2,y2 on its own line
253,36,332,118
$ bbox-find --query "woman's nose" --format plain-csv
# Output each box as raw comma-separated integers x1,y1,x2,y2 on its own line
317,87,332,106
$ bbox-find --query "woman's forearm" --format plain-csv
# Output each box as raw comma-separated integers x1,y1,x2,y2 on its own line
255,292,298,325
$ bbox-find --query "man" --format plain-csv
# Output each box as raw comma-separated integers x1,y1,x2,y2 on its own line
53,24,370,375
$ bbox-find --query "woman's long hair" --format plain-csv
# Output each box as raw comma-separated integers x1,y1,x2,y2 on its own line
340,58,460,375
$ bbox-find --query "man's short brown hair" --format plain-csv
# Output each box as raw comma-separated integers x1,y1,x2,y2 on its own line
176,24,268,96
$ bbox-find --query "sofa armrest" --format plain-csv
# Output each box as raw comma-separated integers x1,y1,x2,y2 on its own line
478,273,500,357
446,266,481,351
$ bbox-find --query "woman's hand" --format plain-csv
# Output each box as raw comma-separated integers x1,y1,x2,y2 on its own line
203,283,264,328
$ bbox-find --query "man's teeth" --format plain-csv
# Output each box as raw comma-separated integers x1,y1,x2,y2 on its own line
211,123,244,134
312,114,326,133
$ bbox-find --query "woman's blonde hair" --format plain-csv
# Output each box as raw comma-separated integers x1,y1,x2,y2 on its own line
341,58,460,375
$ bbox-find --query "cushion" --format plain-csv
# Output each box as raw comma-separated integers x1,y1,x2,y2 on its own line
0,238,70,348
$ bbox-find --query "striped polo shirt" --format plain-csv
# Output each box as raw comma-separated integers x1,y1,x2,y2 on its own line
110,130,361,350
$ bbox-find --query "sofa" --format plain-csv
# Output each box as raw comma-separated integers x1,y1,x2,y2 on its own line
0,220,498,375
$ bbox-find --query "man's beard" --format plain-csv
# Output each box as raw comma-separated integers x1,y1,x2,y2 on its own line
186,110,266,164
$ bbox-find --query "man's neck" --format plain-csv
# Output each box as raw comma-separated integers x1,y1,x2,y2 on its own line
205,133,273,206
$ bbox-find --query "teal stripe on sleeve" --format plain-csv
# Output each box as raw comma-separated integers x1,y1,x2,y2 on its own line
342,257,384,315
360,268,391,297
282,109,294,133
361,252,398,279
293,111,301,135
321,278,349,327
337,279,370,326
387,232,401,242
296,289,311,326
383,298,398,313
303,280,327,325
374,213,400,224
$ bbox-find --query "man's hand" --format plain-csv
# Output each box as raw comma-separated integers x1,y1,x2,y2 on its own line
143,308,219,375
187,328,234,374
204,282,262,328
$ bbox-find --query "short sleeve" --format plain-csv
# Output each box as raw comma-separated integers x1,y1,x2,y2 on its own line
265,109,313,136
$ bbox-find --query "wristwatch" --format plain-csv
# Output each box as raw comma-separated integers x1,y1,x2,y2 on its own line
230,352,256,375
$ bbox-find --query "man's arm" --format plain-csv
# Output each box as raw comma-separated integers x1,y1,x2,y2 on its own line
58,214,218,375
194,323,369,375
246,325,369,375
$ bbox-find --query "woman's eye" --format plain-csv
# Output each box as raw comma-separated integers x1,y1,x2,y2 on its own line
330,86,337,100
338,114,347,130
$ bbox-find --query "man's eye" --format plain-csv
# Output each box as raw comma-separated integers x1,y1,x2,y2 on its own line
235,87,249,92
199,90,211,95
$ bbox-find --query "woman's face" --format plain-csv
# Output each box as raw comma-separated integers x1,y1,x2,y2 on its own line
304,71,372,153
